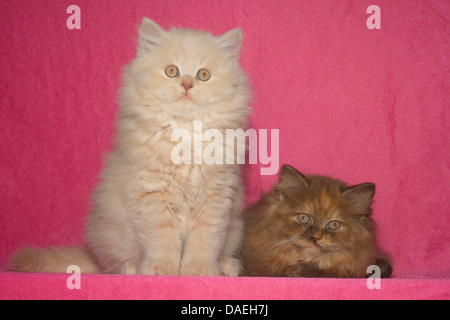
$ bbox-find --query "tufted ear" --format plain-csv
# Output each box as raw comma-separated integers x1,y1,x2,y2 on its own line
277,165,310,191
343,182,375,209
216,28,243,61
137,18,166,56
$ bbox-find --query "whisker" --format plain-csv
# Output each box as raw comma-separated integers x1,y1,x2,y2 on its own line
328,244,355,277
268,238,356,278
267,238,293,252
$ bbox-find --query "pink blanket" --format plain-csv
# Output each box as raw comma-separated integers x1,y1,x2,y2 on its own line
1,0,449,299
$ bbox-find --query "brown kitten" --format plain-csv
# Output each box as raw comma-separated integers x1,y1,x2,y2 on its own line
240,165,392,278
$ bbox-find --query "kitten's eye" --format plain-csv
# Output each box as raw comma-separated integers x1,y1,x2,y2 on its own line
326,220,342,230
165,65,179,78
296,213,311,225
197,69,211,81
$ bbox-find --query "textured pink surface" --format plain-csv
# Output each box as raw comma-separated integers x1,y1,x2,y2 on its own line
1,0,449,299
0,267,448,300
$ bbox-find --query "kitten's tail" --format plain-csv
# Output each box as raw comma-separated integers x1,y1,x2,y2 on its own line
9,246,100,274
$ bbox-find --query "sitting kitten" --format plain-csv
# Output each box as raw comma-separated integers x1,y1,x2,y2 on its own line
10,18,251,276
240,165,392,278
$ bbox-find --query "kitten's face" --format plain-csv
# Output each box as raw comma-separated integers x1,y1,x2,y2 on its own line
150,33,238,107
272,166,375,264
132,19,245,114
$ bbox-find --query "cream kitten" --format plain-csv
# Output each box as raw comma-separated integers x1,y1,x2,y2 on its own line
10,18,251,276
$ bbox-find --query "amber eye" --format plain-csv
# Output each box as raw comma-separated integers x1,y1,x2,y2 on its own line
165,65,179,78
296,213,312,225
326,220,342,230
197,69,211,81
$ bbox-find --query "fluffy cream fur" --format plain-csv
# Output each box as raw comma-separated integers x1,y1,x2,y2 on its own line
10,18,251,276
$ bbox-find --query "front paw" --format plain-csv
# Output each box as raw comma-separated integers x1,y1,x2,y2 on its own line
219,257,241,276
139,259,179,276
180,261,221,276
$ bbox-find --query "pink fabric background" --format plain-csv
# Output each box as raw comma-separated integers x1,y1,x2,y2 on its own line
1,0,449,299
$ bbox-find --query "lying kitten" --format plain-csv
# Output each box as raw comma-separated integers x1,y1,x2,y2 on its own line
241,165,392,278
10,18,251,276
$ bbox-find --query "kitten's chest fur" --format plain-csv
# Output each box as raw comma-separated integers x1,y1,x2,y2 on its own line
116,122,239,212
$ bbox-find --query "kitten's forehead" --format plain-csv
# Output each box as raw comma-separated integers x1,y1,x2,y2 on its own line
297,188,343,220
162,29,222,71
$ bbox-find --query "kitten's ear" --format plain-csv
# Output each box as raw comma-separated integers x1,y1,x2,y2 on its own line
343,183,375,208
277,165,310,191
137,18,165,56
217,28,243,61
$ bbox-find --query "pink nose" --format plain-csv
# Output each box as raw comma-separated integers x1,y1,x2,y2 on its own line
310,233,322,242
181,81,193,92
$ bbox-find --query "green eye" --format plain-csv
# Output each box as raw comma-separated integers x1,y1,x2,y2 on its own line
197,68,211,81
165,65,179,78
326,220,342,230
296,213,311,225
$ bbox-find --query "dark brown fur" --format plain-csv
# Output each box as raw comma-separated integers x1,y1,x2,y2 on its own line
240,165,392,278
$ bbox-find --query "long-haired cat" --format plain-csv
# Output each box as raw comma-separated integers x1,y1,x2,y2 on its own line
240,165,392,278
10,18,251,276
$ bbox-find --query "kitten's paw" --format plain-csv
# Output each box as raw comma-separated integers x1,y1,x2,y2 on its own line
120,261,138,275
376,256,393,278
180,261,221,276
140,259,179,276
219,257,241,277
